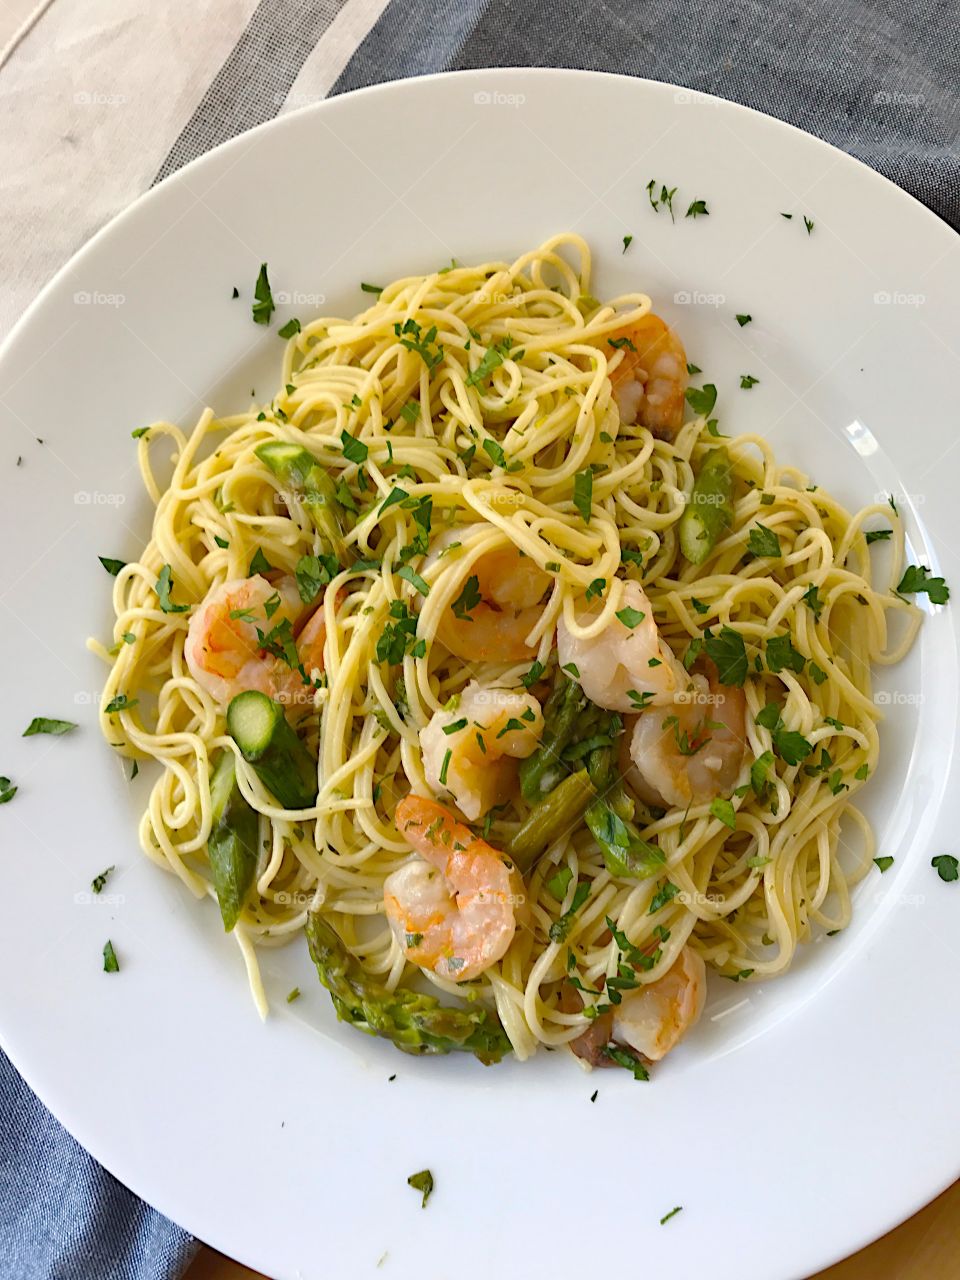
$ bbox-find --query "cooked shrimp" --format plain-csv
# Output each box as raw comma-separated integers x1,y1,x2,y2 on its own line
612,945,706,1060
426,527,552,662
565,944,706,1066
625,656,746,809
556,580,682,713
607,313,687,439
420,682,544,820
384,795,524,981
185,574,324,708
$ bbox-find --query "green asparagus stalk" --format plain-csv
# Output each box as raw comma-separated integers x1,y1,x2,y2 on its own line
207,750,260,931
678,447,734,566
508,768,596,871
519,678,586,801
255,441,343,550
227,691,318,810
306,914,511,1064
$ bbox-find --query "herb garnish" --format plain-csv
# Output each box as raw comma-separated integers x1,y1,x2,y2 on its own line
252,264,274,325
156,565,189,613
407,1170,434,1208
23,717,77,737
932,854,959,882
103,940,120,973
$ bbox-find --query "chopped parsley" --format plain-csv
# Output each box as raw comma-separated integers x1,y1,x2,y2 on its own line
704,626,747,687
747,523,781,558
102,940,119,973
547,865,573,901
772,728,814,766
340,430,368,464
98,556,126,576
660,1206,683,1225
92,866,114,894
616,606,646,629
709,797,736,829
931,854,959,882
466,338,512,386
451,575,482,621
278,317,301,339
521,660,545,688
602,1043,649,1080
865,528,891,545
622,234,633,252
286,987,301,1003
648,879,679,915
360,282,383,295
548,881,590,942
739,374,760,389
104,694,137,715
155,566,189,615
684,383,718,417
252,263,274,325
248,547,273,576
407,1169,434,1208
896,564,949,605
765,633,805,675
873,856,894,873
0,777,16,805
23,717,77,737
375,600,418,665
395,317,444,371
397,565,430,597
295,551,339,603
686,199,709,218
736,314,752,327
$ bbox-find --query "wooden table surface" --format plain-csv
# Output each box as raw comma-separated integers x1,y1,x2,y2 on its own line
186,1180,960,1279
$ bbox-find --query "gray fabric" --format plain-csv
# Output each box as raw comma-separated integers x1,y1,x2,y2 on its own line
331,0,960,229
154,0,347,183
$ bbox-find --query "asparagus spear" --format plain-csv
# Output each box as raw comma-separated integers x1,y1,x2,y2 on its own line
255,441,343,550
678,447,734,565
508,768,596,871
207,750,260,931
519,678,586,801
227,691,318,810
305,914,511,1064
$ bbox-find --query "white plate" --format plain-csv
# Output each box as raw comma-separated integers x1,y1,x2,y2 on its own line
1,69,959,1280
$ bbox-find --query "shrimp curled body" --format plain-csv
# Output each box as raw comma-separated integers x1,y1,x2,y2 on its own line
420,682,544,821
607,313,688,440
185,574,327,708
625,657,746,808
557,580,681,713
384,796,525,982
424,527,552,662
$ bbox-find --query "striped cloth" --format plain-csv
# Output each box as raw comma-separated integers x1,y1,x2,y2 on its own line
1,1,956,1275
